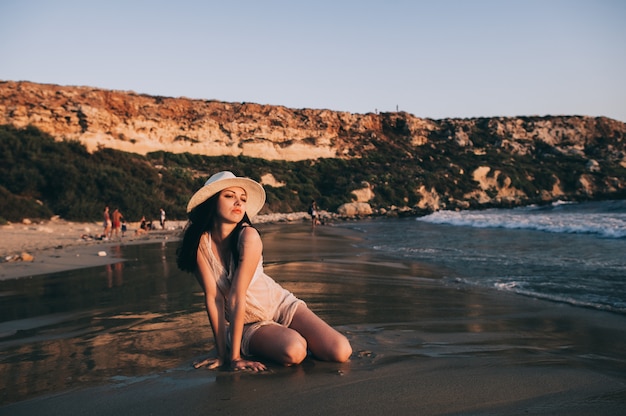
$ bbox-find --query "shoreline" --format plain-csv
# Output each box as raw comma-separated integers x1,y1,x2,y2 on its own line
0,213,316,281
0,219,184,281
1,221,626,414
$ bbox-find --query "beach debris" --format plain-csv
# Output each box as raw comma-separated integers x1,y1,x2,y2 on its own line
2,252,35,263
20,252,34,262
97,251,107,257
357,350,374,358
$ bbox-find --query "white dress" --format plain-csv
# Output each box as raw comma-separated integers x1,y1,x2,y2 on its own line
197,230,304,354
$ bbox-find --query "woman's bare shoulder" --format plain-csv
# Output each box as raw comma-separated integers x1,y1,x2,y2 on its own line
239,225,262,245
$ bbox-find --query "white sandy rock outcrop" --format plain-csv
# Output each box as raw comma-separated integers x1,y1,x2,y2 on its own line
351,182,375,202
337,202,373,217
465,166,526,204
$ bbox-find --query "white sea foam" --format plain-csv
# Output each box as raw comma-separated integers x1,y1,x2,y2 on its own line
417,202,626,238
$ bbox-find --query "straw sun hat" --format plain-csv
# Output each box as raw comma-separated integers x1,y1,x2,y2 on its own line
186,171,266,217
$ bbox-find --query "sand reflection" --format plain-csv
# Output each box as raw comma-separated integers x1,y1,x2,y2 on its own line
2,225,626,408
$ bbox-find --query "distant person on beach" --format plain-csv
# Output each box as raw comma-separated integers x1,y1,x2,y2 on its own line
177,171,351,371
135,216,149,235
308,200,319,227
103,206,112,240
160,208,166,229
112,208,124,238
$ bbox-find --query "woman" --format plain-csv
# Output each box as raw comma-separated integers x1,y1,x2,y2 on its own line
177,171,352,371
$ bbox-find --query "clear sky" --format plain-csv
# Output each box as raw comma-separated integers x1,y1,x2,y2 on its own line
1,0,625,122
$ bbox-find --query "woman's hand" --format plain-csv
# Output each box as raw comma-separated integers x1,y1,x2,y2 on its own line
231,358,267,372
193,356,267,372
193,356,224,370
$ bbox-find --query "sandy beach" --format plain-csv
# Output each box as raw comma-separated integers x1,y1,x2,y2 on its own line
0,213,312,280
0,219,185,281
1,219,625,415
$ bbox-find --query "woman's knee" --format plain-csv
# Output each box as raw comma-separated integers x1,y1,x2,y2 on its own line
329,334,352,363
249,326,308,366
281,334,308,365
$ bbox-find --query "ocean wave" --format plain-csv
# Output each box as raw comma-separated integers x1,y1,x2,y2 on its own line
417,201,626,238
450,278,626,314
349,212,626,315
492,280,626,314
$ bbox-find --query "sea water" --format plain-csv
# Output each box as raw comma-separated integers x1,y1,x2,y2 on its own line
2,208,626,405
339,200,626,314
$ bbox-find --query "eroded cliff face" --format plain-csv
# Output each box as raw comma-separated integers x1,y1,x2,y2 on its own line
0,81,387,160
2,80,625,211
2,80,625,161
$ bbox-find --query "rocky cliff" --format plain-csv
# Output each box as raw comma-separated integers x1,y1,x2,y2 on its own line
1,80,380,160
2,80,625,212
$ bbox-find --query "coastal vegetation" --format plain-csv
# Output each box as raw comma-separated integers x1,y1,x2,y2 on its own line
1,123,625,224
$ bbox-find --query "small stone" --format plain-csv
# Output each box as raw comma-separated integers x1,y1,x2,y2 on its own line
20,252,34,262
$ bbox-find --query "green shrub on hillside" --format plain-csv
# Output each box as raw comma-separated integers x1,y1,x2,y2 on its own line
0,185,54,222
1,123,624,222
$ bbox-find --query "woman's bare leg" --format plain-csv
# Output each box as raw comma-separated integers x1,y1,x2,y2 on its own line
289,304,352,362
248,324,308,366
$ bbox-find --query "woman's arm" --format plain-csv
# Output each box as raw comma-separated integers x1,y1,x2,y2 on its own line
195,241,228,368
228,226,266,371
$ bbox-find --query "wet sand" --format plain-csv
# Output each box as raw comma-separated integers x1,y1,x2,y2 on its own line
1,222,626,415
0,219,187,280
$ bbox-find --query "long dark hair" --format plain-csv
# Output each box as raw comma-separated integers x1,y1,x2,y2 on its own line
176,192,254,273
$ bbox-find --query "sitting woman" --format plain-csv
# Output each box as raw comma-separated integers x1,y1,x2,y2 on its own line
177,171,352,371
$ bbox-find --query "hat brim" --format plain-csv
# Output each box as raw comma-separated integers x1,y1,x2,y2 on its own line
186,177,266,217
